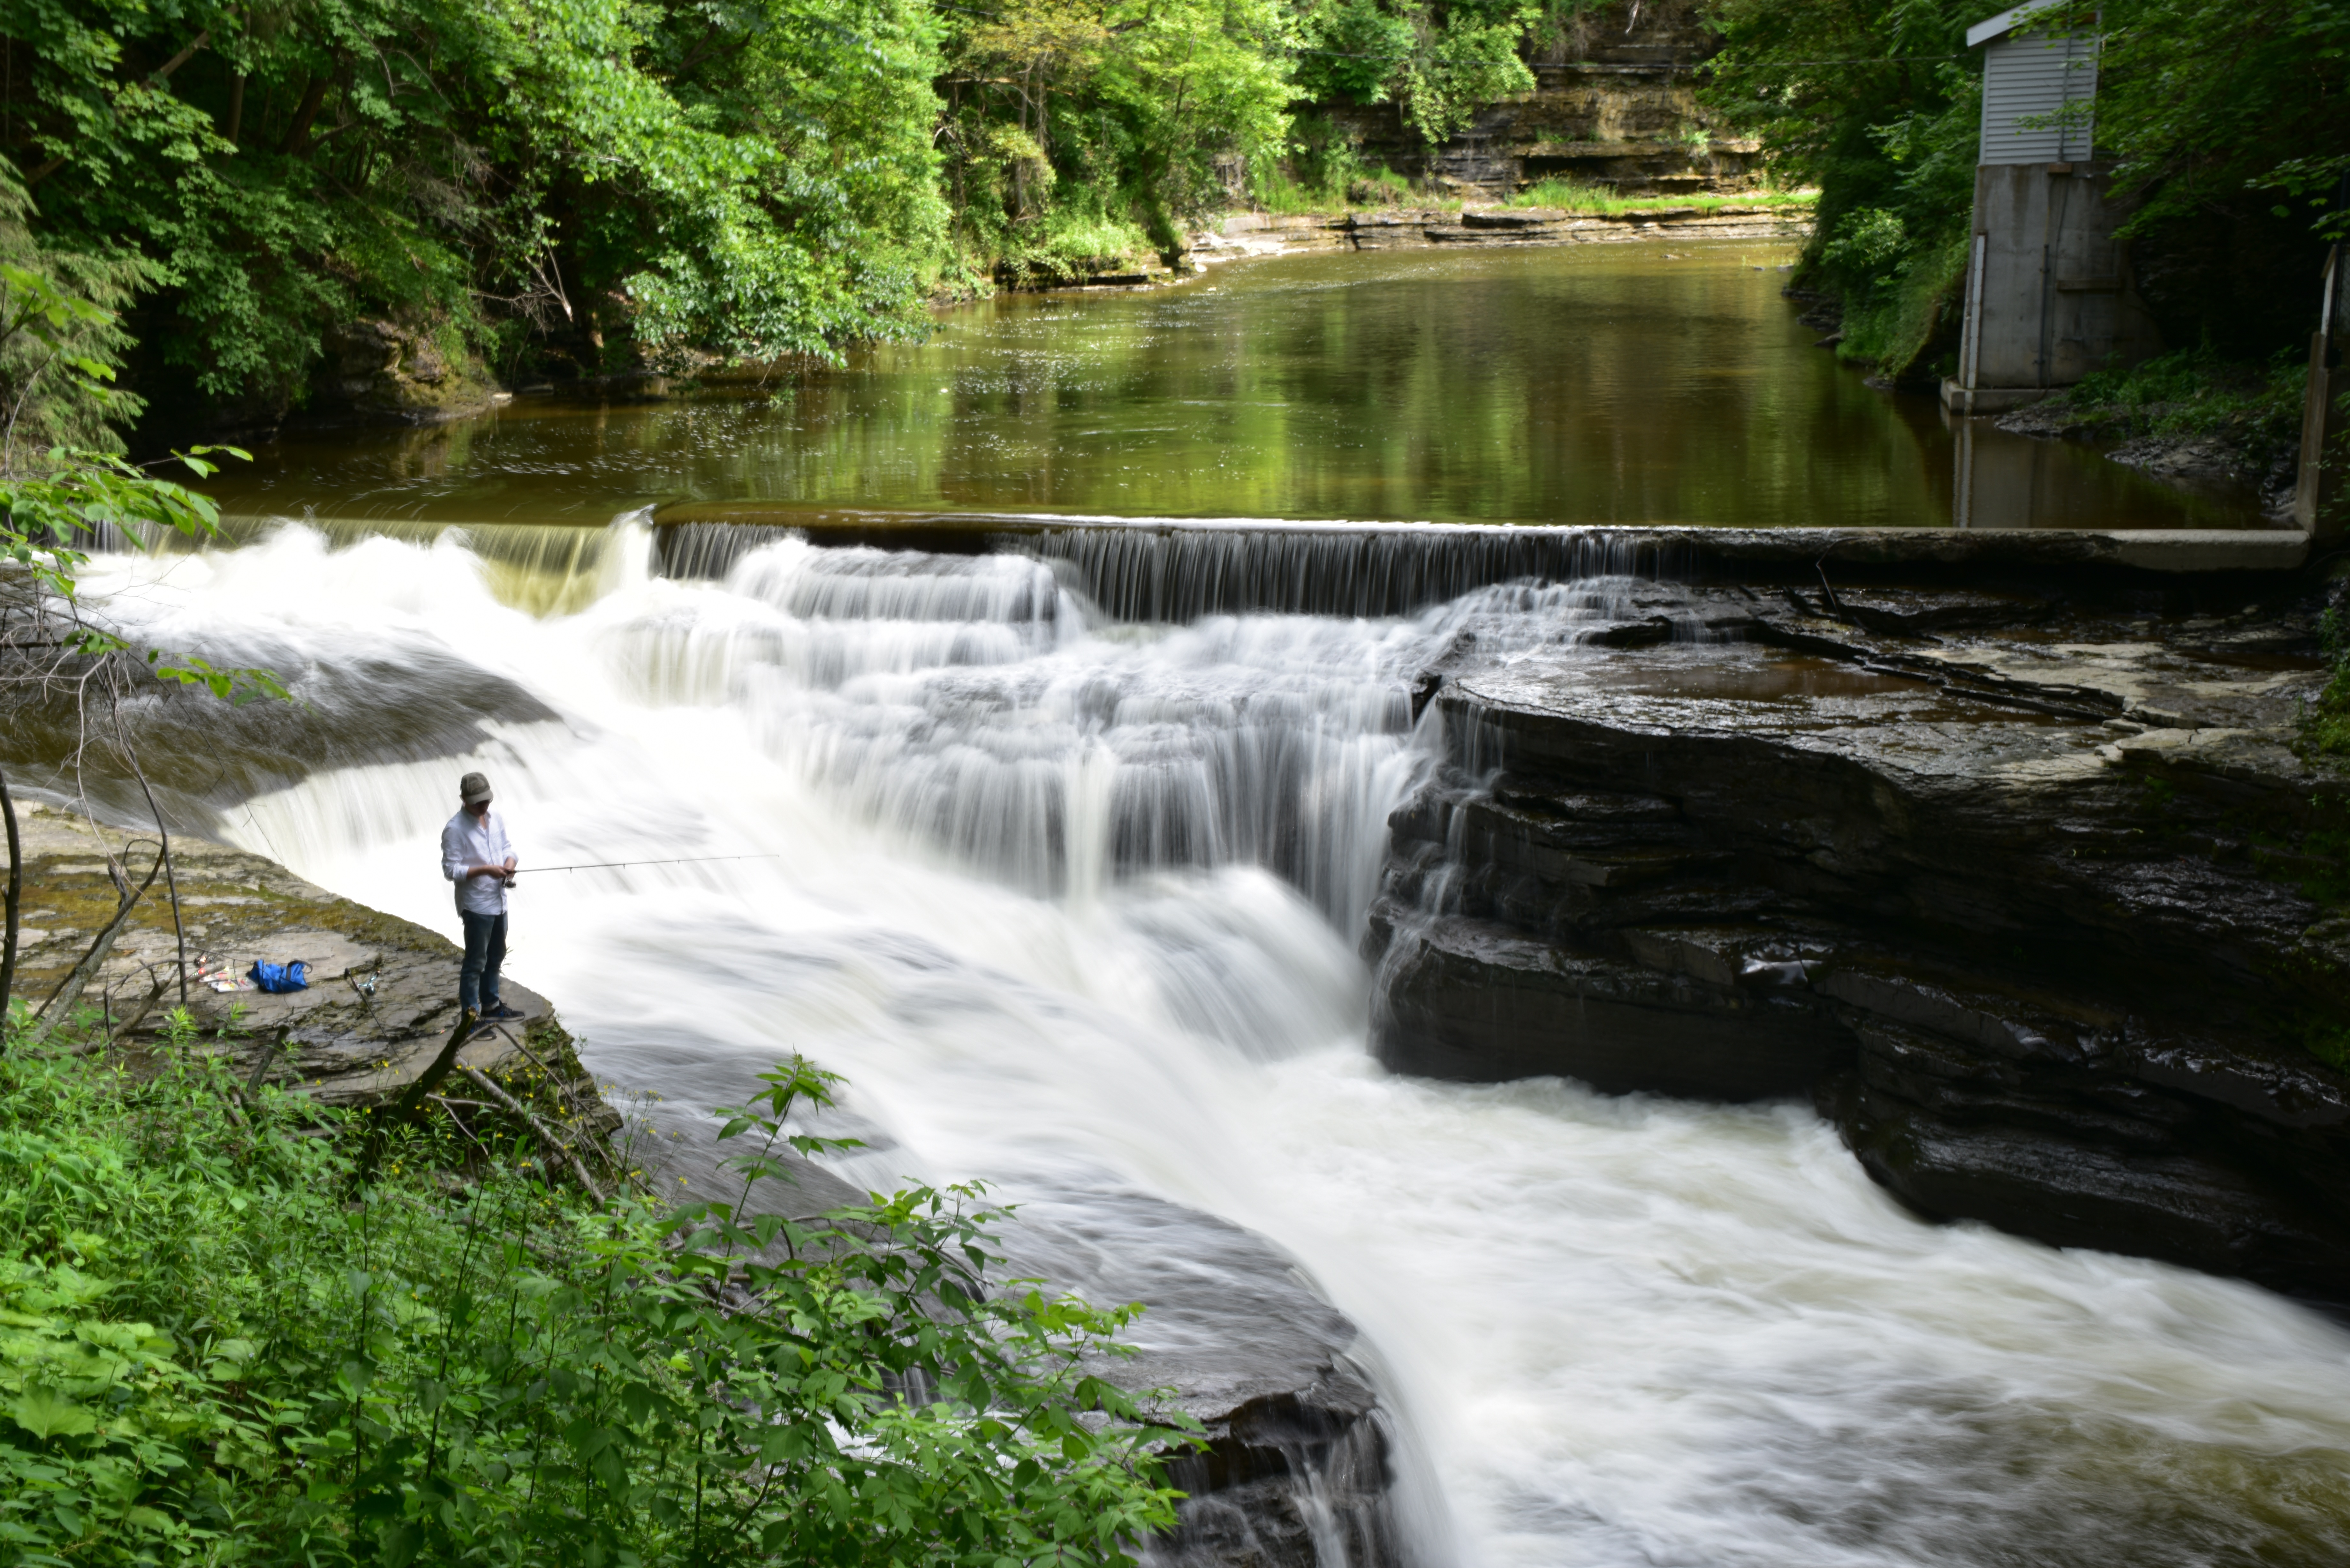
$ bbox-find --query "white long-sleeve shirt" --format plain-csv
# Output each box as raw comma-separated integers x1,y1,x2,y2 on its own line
441,808,517,916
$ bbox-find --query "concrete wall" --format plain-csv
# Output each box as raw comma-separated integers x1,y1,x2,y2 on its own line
1948,161,2162,409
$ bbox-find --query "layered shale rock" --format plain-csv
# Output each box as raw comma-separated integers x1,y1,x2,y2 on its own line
10,803,612,1127
1369,580,2350,1302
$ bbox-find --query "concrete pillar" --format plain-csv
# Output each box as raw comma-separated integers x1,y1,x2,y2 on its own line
2294,245,2347,544
1942,160,2163,416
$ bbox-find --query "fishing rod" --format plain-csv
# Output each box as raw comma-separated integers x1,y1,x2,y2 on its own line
512,853,788,875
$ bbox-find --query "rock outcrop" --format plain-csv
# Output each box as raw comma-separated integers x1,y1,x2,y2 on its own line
312,318,501,426
9,803,612,1130
1209,201,1806,259
13,805,1400,1564
1321,0,1757,198
1369,577,2350,1303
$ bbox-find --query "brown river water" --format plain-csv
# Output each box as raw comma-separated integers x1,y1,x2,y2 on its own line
203,239,2265,532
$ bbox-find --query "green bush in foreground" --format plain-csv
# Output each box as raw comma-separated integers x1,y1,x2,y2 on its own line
0,1008,1188,1565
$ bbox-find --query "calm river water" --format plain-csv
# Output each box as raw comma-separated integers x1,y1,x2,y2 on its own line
64,241,2344,1566
207,241,2261,531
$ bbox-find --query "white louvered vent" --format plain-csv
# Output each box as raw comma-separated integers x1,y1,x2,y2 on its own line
1979,31,2098,164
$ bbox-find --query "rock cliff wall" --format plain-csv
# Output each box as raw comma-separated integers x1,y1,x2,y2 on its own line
1323,0,1759,197
1367,571,2350,1305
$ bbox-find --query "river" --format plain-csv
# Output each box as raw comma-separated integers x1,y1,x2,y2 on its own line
203,241,2263,532
61,241,2350,1565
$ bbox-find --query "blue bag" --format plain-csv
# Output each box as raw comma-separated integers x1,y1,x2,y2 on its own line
248,961,309,994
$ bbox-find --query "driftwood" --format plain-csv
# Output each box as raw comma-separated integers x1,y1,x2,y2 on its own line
456,1059,609,1203
498,1027,613,1170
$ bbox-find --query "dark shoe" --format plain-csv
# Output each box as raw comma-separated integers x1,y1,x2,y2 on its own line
480,1002,525,1022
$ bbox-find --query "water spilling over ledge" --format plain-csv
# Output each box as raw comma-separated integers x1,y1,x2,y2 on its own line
649,507,2308,621
18,509,2350,1565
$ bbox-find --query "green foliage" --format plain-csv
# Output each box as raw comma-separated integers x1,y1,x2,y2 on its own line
0,1008,1193,1563
942,0,1294,265
2092,0,2350,243
1290,0,1545,148
0,166,148,457
1295,0,1416,103
0,239,286,702
9,0,955,409
1705,0,1983,375
2303,604,2350,762
1831,224,1969,378
1399,4,1538,146
2061,345,2313,442
1504,177,1816,215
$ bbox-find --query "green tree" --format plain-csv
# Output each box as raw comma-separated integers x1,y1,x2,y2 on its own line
3,0,955,413
943,0,1292,266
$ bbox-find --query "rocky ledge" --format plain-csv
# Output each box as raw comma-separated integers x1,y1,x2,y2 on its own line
1206,202,1809,258
13,804,1398,1562
1370,575,2350,1304
9,802,614,1140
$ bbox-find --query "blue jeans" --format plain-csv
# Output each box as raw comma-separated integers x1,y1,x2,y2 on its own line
460,911,506,1013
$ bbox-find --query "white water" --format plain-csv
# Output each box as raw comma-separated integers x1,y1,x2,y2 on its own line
80,522,2350,1565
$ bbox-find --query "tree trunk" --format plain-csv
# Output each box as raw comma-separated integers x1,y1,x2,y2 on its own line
278,77,330,156
0,762,19,1033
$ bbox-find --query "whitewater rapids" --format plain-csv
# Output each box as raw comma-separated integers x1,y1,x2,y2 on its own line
69,519,2350,1567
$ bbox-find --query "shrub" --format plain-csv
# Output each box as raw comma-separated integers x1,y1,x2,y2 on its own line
0,1008,1190,1564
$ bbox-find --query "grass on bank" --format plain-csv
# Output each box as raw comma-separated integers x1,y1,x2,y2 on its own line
0,1003,1188,1566
2053,347,2312,450
1503,179,1818,217
1246,162,1819,220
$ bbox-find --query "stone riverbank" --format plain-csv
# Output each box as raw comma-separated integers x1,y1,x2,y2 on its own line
10,803,609,1126
1204,202,1809,262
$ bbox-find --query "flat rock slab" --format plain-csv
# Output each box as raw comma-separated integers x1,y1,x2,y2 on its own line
11,804,603,1114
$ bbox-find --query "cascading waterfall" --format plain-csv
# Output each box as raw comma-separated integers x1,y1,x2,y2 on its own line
651,516,1688,622
57,516,2350,1568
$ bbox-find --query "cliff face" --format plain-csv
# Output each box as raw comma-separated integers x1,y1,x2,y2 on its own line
1323,0,1761,196
1366,572,2350,1304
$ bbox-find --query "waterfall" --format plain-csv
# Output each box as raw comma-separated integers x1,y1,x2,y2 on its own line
651,515,1687,621
49,515,2350,1568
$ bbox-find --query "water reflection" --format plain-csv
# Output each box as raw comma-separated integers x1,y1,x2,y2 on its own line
202,242,2265,531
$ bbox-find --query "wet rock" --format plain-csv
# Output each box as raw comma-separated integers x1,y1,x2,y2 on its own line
637,1088,1404,1566
1831,1078,2350,1297
1000,1190,1400,1568
1369,602,2350,1300
0,647,559,834
1373,906,1844,1099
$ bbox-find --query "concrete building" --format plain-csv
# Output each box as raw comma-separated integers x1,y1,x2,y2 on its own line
1941,1,2162,417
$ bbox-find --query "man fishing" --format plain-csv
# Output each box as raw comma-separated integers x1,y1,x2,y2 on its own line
441,771,522,1025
